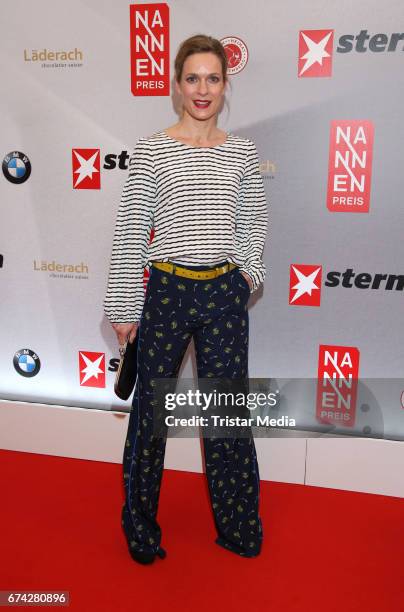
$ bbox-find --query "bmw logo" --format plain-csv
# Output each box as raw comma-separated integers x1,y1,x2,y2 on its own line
13,349,41,377
2,151,32,184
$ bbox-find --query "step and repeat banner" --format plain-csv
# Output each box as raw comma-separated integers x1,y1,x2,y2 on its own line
1,1,404,439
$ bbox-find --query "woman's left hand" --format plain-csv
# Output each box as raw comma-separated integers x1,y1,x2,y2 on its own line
240,271,253,291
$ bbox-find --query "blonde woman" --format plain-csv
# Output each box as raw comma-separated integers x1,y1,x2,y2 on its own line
104,34,268,564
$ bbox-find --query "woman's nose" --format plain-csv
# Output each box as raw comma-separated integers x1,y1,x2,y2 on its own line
197,81,208,94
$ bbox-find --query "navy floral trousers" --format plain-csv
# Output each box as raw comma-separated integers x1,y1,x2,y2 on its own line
121,261,263,558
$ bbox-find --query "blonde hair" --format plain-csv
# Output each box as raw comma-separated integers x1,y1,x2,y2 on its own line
174,34,228,84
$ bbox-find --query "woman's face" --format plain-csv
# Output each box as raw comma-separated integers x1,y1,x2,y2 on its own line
175,52,227,122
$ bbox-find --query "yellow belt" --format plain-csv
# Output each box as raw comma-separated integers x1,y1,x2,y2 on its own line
152,261,237,280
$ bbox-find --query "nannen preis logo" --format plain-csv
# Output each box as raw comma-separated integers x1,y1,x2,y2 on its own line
317,344,360,427
130,3,170,96
327,120,374,213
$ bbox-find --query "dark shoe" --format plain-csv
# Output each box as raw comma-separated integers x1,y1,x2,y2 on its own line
156,546,167,559
129,546,167,565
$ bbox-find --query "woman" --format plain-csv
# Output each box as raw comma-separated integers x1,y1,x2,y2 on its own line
104,34,268,564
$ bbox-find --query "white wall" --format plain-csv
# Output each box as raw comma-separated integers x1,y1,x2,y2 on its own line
1,399,403,499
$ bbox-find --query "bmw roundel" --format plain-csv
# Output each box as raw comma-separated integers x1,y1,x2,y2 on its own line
13,349,41,377
2,151,32,184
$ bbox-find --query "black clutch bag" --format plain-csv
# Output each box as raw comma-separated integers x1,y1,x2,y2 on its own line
114,333,139,401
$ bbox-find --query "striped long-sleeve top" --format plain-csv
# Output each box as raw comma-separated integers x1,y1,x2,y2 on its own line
103,130,268,324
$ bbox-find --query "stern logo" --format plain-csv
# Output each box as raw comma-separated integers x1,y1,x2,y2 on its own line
299,29,404,77
79,351,105,387
289,264,322,306
72,148,100,189
298,29,334,77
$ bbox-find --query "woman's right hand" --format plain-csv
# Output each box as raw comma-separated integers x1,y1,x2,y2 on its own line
112,322,139,346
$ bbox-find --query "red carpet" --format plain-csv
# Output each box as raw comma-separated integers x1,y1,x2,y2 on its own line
1,448,403,611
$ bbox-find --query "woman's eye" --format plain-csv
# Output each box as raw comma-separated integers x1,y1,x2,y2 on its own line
186,76,220,83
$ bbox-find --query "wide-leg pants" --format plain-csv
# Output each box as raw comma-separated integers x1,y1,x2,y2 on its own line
121,261,264,558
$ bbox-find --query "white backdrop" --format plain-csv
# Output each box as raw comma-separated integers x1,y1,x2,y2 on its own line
1,0,404,444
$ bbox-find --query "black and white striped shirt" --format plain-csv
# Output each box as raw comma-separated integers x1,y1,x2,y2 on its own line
104,130,268,323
